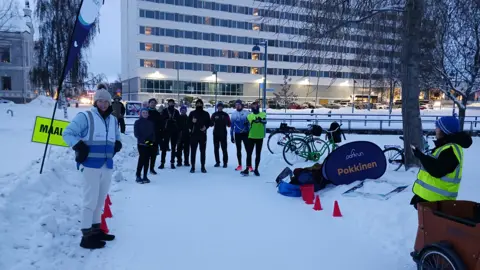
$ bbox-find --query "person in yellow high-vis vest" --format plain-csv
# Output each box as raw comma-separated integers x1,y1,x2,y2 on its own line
410,116,472,209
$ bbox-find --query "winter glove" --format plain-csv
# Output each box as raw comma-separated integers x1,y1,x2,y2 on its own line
72,140,89,163
114,140,122,153
412,146,423,159
145,140,154,147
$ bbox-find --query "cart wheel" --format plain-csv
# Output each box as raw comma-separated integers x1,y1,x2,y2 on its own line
419,246,466,270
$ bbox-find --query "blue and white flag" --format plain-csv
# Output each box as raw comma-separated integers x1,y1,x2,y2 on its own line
64,0,104,77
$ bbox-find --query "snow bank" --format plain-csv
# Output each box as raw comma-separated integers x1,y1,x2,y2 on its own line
28,96,56,108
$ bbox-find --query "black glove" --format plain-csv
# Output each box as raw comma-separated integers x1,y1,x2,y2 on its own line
73,140,89,163
231,137,235,144
412,146,422,158
114,140,122,153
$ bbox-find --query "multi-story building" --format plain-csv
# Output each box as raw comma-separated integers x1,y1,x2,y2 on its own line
121,0,398,104
0,1,35,103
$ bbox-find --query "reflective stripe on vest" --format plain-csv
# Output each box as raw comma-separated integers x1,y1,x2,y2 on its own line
82,110,116,168
413,143,463,201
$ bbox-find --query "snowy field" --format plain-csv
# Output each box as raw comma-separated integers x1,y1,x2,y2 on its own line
1,97,479,270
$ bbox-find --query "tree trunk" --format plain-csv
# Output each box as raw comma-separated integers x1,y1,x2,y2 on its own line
459,97,468,131
400,0,424,170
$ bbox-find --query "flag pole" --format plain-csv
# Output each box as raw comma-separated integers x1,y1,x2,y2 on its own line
39,0,85,174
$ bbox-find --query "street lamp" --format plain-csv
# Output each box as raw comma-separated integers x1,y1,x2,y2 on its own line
352,80,357,113
252,41,268,112
212,70,218,111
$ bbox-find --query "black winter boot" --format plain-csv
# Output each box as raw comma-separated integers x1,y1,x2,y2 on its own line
190,167,195,173
142,176,151,184
223,163,227,168
214,163,220,167
150,169,157,175
80,228,106,249
177,162,182,167
158,163,165,169
136,176,143,184
240,169,249,176
201,166,207,173
171,163,176,169
92,224,115,241
253,169,260,176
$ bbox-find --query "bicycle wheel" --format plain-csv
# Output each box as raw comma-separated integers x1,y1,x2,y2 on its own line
283,138,311,166
383,147,404,171
310,138,331,162
267,131,291,154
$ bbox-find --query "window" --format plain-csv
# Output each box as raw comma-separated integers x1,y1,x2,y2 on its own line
143,60,157,68
251,52,259,60
146,10,155,18
1,76,11,90
204,17,211,25
165,61,175,69
145,27,152,35
222,50,228,57
251,67,259,74
253,8,259,16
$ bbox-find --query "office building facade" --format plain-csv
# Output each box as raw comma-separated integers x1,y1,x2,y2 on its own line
121,0,398,104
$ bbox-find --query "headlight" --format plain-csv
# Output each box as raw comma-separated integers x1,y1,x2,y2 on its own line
80,97,91,104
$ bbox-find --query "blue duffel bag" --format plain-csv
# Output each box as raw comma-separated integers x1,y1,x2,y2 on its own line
277,180,302,197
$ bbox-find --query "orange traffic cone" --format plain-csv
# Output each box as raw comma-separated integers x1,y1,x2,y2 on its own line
100,214,109,233
313,195,322,211
104,200,113,218
332,200,343,217
106,194,112,206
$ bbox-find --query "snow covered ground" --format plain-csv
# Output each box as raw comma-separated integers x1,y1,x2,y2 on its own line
1,97,479,270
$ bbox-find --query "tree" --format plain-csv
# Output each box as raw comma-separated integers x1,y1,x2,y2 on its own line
0,0,19,31
31,0,99,95
273,75,297,112
419,0,480,130
258,0,425,169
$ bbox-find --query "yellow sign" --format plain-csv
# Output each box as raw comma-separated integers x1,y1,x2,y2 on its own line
31,116,70,147
319,99,329,105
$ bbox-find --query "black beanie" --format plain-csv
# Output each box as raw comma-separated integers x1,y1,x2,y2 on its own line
195,99,204,105
148,98,157,104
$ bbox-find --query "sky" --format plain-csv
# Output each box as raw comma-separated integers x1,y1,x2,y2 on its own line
87,0,121,82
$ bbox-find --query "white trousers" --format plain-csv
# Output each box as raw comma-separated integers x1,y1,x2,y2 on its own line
81,164,112,229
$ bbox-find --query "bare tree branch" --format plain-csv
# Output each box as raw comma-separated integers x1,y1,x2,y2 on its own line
0,0,20,31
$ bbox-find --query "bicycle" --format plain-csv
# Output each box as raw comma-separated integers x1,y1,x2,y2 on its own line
383,134,433,171
282,124,343,166
267,123,303,154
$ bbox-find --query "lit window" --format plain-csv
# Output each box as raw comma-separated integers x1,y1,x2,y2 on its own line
251,53,259,60
144,60,156,68
252,24,260,31
233,51,239,58
251,68,259,74
0,46,10,63
145,27,152,35
222,50,228,57
205,17,211,25
253,9,259,16
145,43,153,51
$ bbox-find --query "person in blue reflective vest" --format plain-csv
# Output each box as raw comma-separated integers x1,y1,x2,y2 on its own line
410,116,472,209
63,85,122,249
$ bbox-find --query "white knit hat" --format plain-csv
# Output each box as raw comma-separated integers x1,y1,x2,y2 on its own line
94,89,112,103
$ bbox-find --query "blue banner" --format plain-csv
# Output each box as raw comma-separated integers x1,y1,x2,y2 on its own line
64,0,104,77
322,141,387,185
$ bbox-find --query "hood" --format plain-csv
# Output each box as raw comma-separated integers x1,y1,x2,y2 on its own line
435,132,472,149
92,105,113,119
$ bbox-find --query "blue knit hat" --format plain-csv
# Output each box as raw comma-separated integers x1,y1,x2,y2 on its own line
436,116,460,135
140,107,149,113
235,99,242,105
180,105,187,113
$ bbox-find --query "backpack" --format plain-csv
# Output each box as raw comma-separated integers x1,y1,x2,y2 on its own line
326,121,344,143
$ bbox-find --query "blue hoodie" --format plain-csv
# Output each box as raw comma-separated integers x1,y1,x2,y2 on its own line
230,109,249,138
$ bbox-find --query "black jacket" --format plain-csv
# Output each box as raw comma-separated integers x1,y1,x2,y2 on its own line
188,108,211,139
414,132,472,178
161,107,180,133
178,114,190,140
134,118,156,145
147,108,164,141
210,111,231,137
